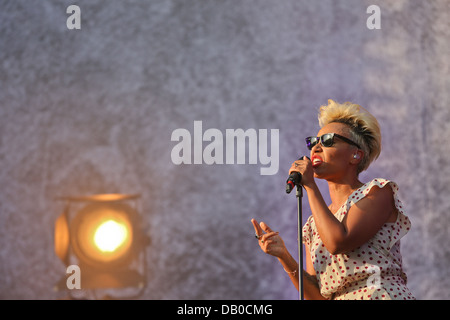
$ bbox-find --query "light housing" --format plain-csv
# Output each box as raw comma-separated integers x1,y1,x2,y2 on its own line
54,193,149,293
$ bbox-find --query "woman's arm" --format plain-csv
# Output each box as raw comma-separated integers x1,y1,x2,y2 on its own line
290,158,396,255
277,242,327,300
304,183,395,254
251,219,327,300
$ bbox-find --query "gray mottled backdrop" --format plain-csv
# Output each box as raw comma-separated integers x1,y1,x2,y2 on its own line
0,0,449,300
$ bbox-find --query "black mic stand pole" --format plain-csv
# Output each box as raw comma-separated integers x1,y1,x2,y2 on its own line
295,183,304,300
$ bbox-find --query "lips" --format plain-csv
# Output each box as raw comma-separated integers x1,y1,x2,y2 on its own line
311,155,323,168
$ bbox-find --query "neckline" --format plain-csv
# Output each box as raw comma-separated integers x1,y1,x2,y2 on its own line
332,181,370,216
330,181,368,214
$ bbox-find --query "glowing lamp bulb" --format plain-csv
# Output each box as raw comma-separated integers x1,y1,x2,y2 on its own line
94,220,128,253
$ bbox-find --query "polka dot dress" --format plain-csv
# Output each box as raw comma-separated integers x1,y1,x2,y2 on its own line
302,178,415,300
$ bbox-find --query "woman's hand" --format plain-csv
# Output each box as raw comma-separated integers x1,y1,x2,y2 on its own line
251,219,287,259
288,156,315,188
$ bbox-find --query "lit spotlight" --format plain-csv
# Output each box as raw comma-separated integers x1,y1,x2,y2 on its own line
94,219,128,253
54,193,150,295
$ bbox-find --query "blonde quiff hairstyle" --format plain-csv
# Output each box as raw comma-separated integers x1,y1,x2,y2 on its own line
318,99,382,174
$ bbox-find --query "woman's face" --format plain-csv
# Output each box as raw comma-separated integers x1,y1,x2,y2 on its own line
309,122,359,180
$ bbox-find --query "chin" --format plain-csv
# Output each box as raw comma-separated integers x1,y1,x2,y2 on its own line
313,169,333,181
313,171,325,179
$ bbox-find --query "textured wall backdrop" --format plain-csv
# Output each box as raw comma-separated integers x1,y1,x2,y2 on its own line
0,0,449,300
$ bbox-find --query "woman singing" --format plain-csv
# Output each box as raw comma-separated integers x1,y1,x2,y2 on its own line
251,99,415,300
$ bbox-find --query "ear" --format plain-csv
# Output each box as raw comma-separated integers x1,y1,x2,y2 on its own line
350,150,364,164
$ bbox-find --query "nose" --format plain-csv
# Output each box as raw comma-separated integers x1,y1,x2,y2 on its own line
311,141,323,153
310,142,322,158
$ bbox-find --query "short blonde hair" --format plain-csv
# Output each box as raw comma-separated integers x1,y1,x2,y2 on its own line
318,99,381,174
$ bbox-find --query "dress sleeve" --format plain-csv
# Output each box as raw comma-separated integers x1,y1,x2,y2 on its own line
349,178,412,250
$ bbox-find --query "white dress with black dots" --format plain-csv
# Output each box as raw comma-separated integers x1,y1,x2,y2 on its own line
302,178,416,300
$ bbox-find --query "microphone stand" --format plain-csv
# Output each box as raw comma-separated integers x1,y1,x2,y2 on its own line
286,157,308,300
296,184,304,300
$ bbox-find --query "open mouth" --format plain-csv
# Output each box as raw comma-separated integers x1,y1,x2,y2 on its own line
311,155,323,168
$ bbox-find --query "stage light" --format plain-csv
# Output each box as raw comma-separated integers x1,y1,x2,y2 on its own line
94,219,128,253
54,193,150,296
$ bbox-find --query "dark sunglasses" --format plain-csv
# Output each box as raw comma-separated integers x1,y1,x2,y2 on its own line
305,133,361,150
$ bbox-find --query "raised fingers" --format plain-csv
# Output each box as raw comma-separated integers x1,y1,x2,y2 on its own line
251,219,264,238
259,221,273,233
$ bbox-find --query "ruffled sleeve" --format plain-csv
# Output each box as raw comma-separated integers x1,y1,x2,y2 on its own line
345,178,411,250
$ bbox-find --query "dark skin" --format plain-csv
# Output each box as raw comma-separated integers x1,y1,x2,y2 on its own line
252,122,397,300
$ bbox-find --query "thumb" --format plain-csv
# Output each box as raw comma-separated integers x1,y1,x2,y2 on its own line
260,221,273,233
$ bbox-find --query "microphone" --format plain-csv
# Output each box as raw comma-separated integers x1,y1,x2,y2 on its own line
286,172,301,194
285,156,308,194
